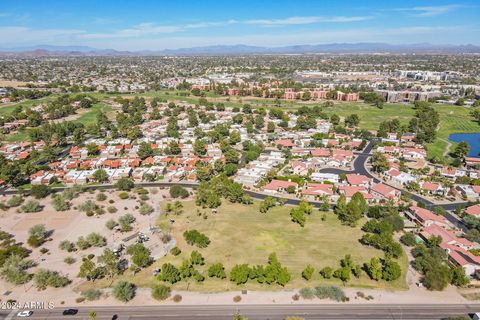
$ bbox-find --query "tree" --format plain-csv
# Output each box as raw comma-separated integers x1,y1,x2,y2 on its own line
371,152,389,173
190,250,205,265
158,263,180,284
169,185,189,199
333,267,350,283
230,264,251,285
451,266,469,287
366,257,383,281
127,243,151,269
98,248,120,282
339,200,362,227
112,281,135,302
320,267,333,279
33,269,70,289
344,114,360,127
454,141,470,158
302,265,314,281
0,255,32,284
290,208,306,227
183,230,210,248
79,258,97,281
330,114,340,125
30,185,50,199
208,263,226,279
151,284,171,301
92,169,109,183
115,177,134,191
138,142,154,160
52,194,70,211
382,259,401,281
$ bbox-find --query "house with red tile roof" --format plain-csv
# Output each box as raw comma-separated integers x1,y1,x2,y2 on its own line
275,139,294,148
465,204,480,217
421,181,444,195
422,224,474,250
302,183,334,198
409,206,448,228
370,183,400,200
264,179,298,193
346,173,372,187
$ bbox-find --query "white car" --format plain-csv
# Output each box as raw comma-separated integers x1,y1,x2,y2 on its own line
17,310,33,317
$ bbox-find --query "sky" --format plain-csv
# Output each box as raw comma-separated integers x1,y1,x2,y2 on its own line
0,0,478,50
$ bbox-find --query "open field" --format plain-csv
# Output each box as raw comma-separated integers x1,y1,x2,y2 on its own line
80,200,408,292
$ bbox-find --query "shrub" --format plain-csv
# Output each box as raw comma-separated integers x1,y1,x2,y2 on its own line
76,237,91,250
233,295,242,303
302,265,314,281
118,192,129,200
170,247,181,256
52,195,70,211
107,206,118,214
139,203,154,215
39,248,49,254
21,200,42,213
319,266,333,279
112,281,135,302
139,194,149,201
314,285,347,302
151,284,171,301
85,232,106,247
75,297,85,303
400,232,417,247
106,219,118,230
7,195,23,207
30,185,51,199
78,200,97,213
172,294,182,303
59,240,76,252
115,178,134,191
81,289,102,301
96,193,107,202
33,269,70,289
118,214,136,232
64,257,76,265
169,185,189,199
299,287,315,299
183,229,210,248
292,294,300,301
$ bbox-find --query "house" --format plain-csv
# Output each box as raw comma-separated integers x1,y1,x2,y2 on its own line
302,183,334,198
346,173,371,187
421,181,444,195
422,224,474,250
370,183,400,200
275,139,294,148
311,172,339,183
441,242,480,277
264,179,298,193
409,206,449,228
465,204,480,217
290,161,309,176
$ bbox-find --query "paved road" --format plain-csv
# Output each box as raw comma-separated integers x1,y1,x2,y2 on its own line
2,304,480,320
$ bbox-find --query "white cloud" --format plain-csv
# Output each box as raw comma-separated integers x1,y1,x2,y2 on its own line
391,4,464,17
245,16,372,26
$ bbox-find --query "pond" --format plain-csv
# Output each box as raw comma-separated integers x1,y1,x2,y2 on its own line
448,133,480,158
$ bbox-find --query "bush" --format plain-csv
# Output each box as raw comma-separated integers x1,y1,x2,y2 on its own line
81,289,102,301
75,297,85,303
21,200,42,213
85,232,106,247
30,185,51,199
33,269,70,289
106,219,118,230
96,193,107,202
314,285,347,302
319,267,333,279
52,195,70,211
119,214,136,232
400,232,417,247
118,192,129,200
151,284,171,301
170,185,189,199
64,257,76,265
139,203,154,215
77,200,97,213
112,281,135,302
107,206,118,214
7,195,23,207
183,229,210,248
170,247,181,256
115,178,134,191
233,295,242,303
299,287,315,299
59,240,76,252
76,237,91,250
172,294,182,303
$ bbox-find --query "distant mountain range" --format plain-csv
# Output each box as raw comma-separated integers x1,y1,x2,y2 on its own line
1,43,480,56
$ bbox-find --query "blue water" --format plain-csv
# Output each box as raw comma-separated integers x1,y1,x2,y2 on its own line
448,133,480,158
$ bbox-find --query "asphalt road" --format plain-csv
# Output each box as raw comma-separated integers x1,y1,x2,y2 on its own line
2,304,480,320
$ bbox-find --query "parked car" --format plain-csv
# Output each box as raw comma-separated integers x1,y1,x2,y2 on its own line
62,309,78,315
16,311,33,317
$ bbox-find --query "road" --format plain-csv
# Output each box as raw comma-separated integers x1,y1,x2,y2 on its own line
2,304,480,320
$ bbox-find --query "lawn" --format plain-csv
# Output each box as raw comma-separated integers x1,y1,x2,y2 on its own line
79,200,408,292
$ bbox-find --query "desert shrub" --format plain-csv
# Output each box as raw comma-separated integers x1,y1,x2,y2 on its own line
139,194,149,201
64,257,76,265
170,247,181,256
52,194,70,211
118,214,136,232
78,200,97,213
76,237,91,250
96,193,107,201
7,195,23,207
112,281,135,302
59,240,76,252
107,206,117,213
183,229,210,248
85,232,106,247
151,284,171,301
299,287,315,299
139,203,154,215
233,295,242,303
292,294,300,301
81,289,102,301
172,294,182,303
75,297,85,303
39,248,49,254
314,285,347,302
118,192,129,200
169,185,189,199
21,200,42,213
30,185,51,199
106,219,118,230
33,269,70,289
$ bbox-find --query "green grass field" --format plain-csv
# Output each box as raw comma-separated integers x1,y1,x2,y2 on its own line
78,200,407,292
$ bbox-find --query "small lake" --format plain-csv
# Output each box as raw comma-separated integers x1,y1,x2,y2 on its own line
448,133,480,158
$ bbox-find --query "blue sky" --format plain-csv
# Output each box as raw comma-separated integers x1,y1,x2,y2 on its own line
0,0,478,50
